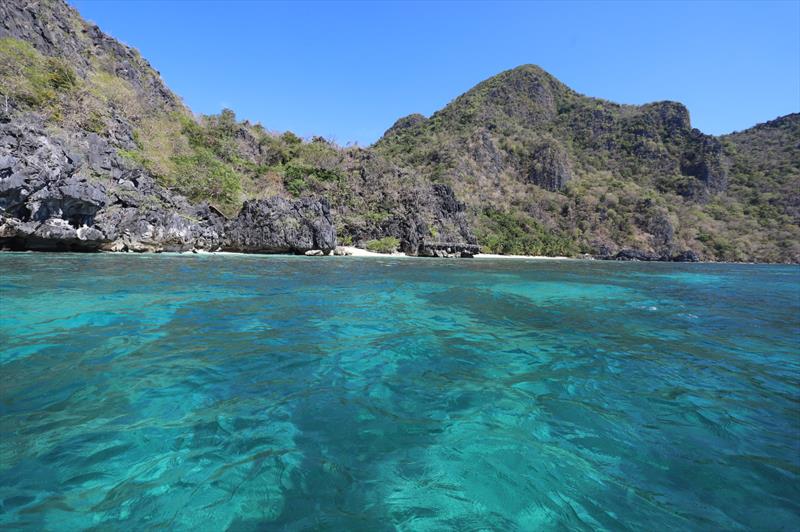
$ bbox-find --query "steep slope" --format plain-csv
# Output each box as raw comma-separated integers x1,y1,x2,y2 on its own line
723,114,800,222
376,65,799,262
0,0,475,255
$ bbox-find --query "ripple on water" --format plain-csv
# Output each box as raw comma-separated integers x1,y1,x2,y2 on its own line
0,254,798,530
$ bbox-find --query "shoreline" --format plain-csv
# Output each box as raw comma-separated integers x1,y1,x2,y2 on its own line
339,247,574,260
473,253,573,260
1,249,796,265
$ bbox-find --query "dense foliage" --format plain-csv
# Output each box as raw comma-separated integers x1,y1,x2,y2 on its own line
365,236,401,254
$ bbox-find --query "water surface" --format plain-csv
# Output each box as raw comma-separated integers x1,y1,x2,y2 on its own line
1,254,798,530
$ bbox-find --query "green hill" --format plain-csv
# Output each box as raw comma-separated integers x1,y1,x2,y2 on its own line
1,2,797,261
375,65,799,261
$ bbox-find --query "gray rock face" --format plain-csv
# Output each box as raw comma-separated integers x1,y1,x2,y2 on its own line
0,0,180,114
341,181,478,257
0,116,344,254
224,197,337,254
680,130,728,196
417,184,479,257
0,116,227,252
599,247,701,262
527,139,572,191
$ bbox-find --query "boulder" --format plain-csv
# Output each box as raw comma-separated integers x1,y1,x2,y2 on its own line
612,248,662,261
224,197,337,254
672,249,700,262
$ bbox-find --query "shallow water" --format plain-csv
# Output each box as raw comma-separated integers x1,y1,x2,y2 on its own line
0,253,798,530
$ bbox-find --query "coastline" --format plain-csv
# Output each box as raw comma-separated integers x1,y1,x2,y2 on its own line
473,253,574,260
1,249,797,264
339,247,574,260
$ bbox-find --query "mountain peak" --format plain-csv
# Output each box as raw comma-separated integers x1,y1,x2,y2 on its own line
430,64,569,131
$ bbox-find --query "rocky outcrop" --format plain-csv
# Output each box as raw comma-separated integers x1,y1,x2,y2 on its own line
527,138,572,191
223,197,336,254
340,181,478,257
0,0,180,113
417,184,479,257
600,248,701,262
634,199,675,257
0,116,225,252
0,116,340,254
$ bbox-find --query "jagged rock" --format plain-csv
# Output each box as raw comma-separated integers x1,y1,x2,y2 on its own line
596,247,701,263
336,167,478,257
611,249,662,261
527,138,572,191
634,199,675,257
680,130,728,196
0,116,339,255
304,249,324,256
418,242,478,258
672,250,700,262
0,117,225,252
224,197,337,254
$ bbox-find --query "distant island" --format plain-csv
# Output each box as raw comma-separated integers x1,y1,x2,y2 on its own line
1,0,798,262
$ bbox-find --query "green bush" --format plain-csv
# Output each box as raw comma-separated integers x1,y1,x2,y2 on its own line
476,209,577,256
170,147,241,207
285,177,308,197
366,236,400,254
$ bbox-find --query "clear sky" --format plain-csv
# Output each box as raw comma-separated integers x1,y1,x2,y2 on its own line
71,0,799,145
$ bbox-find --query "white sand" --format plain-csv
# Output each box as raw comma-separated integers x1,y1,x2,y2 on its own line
341,246,575,260
181,247,577,260
340,246,408,258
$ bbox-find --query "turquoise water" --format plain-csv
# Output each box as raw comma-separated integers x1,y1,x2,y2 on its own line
0,254,798,531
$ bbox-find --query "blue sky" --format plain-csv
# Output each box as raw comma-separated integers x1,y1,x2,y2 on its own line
72,0,799,145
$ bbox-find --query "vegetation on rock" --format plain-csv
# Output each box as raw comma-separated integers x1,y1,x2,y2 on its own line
365,236,400,254
375,65,799,262
1,1,797,261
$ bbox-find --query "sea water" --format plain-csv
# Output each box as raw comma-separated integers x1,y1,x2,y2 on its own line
0,253,798,530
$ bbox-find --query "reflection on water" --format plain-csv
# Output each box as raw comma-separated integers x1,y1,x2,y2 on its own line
1,254,798,530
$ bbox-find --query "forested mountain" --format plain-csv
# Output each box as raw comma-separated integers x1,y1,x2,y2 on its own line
1,0,797,261
376,66,799,261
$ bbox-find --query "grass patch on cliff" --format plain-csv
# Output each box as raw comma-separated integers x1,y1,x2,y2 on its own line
0,37,77,115
121,111,244,214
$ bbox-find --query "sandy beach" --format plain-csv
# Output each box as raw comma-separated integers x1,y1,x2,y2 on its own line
339,246,574,260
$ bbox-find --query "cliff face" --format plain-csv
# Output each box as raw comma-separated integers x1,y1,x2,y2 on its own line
1,1,797,261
